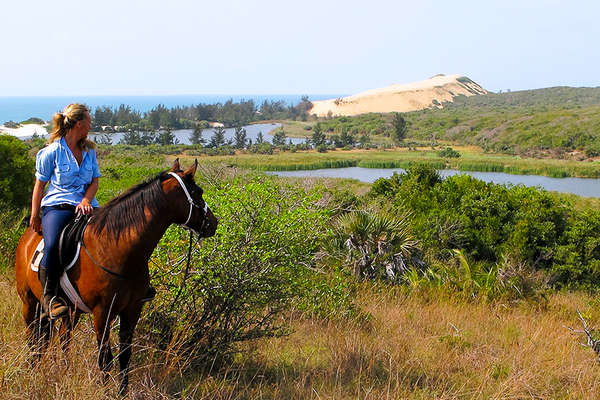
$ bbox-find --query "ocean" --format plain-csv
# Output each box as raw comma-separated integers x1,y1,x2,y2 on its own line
0,94,343,123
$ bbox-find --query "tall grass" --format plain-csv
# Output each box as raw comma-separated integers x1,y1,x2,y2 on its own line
2,279,600,398
196,148,600,178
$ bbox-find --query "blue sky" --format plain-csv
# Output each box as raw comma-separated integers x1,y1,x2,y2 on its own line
2,0,598,96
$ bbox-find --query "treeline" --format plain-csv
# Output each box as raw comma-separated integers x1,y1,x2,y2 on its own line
91,97,313,131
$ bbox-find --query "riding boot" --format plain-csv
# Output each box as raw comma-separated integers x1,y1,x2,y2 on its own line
141,285,156,303
39,267,68,319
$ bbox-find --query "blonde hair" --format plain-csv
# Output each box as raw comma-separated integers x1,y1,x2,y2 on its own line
49,103,96,150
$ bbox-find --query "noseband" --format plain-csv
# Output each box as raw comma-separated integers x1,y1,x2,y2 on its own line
168,172,209,233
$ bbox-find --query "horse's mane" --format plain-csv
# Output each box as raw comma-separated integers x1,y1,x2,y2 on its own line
90,170,174,240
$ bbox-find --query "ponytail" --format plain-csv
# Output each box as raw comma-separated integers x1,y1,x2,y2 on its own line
48,104,94,150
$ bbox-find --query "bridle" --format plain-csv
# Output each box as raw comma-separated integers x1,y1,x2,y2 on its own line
81,171,212,282
167,172,210,234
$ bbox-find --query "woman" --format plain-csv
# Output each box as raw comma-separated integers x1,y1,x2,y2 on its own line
30,103,100,319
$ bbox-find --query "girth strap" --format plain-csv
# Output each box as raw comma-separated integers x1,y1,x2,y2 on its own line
81,239,131,280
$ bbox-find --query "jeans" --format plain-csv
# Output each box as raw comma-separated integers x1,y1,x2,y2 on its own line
40,205,75,273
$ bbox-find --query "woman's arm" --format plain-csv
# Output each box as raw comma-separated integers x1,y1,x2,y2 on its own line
30,179,47,232
76,177,99,215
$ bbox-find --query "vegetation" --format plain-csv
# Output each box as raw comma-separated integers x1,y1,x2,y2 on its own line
20,117,45,125
370,164,600,288
0,135,35,208
3,121,600,396
197,146,600,178
403,87,600,157
391,112,407,143
438,146,461,158
142,173,354,363
91,97,314,131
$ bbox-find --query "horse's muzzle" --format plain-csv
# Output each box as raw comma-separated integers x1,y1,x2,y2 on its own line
200,210,218,238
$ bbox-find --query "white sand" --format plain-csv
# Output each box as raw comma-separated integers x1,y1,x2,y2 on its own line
0,123,48,138
310,74,488,117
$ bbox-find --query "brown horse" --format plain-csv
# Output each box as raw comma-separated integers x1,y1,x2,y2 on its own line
15,159,217,394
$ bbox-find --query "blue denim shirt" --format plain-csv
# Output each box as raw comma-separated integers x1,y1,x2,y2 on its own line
35,137,101,208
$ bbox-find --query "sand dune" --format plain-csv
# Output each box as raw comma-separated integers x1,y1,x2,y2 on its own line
310,74,487,117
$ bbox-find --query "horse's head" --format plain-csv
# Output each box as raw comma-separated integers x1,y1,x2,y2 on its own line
164,159,218,237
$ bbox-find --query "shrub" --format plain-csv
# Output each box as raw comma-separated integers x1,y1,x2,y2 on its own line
325,209,422,282
142,175,346,364
0,135,35,208
438,147,461,158
0,204,27,275
248,142,274,154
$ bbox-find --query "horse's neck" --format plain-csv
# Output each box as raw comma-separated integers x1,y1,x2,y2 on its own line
92,208,174,271
124,210,173,263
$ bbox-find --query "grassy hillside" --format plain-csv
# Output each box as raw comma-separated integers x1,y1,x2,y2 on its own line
283,87,600,158
407,103,600,158
406,87,600,157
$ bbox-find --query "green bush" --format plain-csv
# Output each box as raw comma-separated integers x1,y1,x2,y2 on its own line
316,144,328,153
141,174,354,363
0,204,27,276
438,147,461,158
0,135,35,208
367,165,600,287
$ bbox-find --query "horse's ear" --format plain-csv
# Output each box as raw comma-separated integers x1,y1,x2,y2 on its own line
170,158,180,172
184,159,198,177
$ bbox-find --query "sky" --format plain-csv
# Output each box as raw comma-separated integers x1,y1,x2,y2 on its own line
1,0,599,96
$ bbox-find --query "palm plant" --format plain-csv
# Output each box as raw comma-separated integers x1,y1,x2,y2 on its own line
329,209,422,281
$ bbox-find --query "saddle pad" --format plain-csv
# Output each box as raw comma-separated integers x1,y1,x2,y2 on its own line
30,239,91,314
30,239,81,273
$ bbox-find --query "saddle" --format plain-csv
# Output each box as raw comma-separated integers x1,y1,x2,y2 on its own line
58,213,90,268
30,213,93,314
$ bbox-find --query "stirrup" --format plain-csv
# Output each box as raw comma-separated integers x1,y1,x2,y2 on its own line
47,296,69,319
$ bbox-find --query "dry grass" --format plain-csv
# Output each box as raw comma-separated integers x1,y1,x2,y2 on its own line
2,278,600,399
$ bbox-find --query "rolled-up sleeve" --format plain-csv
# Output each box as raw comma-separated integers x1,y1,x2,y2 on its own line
35,148,54,182
91,150,101,178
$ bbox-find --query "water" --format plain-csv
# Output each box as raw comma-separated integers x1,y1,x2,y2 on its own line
89,123,307,145
0,94,344,123
269,167,600,198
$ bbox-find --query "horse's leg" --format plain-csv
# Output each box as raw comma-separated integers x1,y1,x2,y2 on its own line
21,292,42,361
117,305,142,395
93,308,116,382
58,311,80,365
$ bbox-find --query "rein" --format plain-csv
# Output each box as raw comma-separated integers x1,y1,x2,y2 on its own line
80,172,209,281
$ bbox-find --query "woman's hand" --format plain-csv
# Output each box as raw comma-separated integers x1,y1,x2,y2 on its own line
76,198,93,215
30,215,42,233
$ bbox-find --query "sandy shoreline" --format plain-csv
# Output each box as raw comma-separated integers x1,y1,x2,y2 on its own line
0,123,48,138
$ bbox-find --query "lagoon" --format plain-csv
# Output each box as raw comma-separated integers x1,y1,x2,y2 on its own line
269,167,600,198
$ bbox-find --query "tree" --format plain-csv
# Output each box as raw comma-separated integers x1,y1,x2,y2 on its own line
391,113,407,143
311,123,326,148
339,127,355,147
189,126,205,145
208,126,226,148
256,131,264,144
120,130,155,145
272,128,287,147
0,135,35,207
155,128,178,145
359,134,370,147
233,126,248,149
